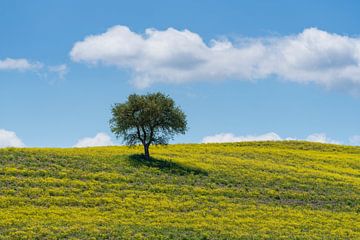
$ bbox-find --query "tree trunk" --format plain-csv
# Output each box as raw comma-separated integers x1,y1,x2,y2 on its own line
144,144,150,160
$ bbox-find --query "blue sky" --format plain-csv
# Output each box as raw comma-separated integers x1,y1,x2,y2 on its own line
1,0,360,147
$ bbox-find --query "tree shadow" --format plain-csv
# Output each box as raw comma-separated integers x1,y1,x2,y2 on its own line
128,154,208,176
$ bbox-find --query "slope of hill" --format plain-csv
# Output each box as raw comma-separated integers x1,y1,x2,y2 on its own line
0,141,359,239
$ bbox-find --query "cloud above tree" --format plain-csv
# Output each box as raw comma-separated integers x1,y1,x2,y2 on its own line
71,25,360,93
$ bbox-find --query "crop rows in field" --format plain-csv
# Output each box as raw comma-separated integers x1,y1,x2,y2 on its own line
0,141,359,239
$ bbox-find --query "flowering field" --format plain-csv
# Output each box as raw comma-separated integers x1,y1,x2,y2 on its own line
0,141,359,239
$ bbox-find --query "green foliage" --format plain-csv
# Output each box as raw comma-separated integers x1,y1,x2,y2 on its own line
110,92,187,158
0,141,359,239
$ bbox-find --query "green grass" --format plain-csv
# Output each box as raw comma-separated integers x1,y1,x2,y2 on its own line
0,141,359,239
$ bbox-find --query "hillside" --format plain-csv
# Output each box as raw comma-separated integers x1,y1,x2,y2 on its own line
0,141,359,239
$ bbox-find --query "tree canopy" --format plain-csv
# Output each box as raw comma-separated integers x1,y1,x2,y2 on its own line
110,92,187,159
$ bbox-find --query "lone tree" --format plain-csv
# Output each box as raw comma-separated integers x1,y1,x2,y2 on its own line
110,92,187,160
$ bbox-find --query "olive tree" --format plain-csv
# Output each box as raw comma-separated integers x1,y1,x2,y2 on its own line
110,92,187,159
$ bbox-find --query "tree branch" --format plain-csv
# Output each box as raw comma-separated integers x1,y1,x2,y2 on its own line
147,126,154,146
136,126,144,144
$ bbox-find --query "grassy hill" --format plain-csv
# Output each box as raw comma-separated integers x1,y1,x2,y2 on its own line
0,141,359,239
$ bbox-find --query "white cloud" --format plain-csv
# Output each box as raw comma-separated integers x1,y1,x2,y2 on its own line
349,135,360,145
0,129,25,148
305,133,340,144
48,64,68,79
202,132,340,144
70,26,360,92
202,132,282,143
0,58,43,71
0,58,68,82
74,132,114,148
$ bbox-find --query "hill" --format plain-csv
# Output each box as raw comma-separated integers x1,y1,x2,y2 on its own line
0,141,359,239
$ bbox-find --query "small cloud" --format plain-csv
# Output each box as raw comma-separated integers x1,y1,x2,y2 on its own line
349,135,360,145
48,64,68,79
202,132,340,144
74,132,114,148
0,58,68,82
0,129,25,148
0,58,43,71
305,133,340,144
202,132,282,143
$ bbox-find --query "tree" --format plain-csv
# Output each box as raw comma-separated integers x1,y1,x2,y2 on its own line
110,92,187,160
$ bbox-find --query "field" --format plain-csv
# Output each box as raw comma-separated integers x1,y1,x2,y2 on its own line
0,141,359,239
